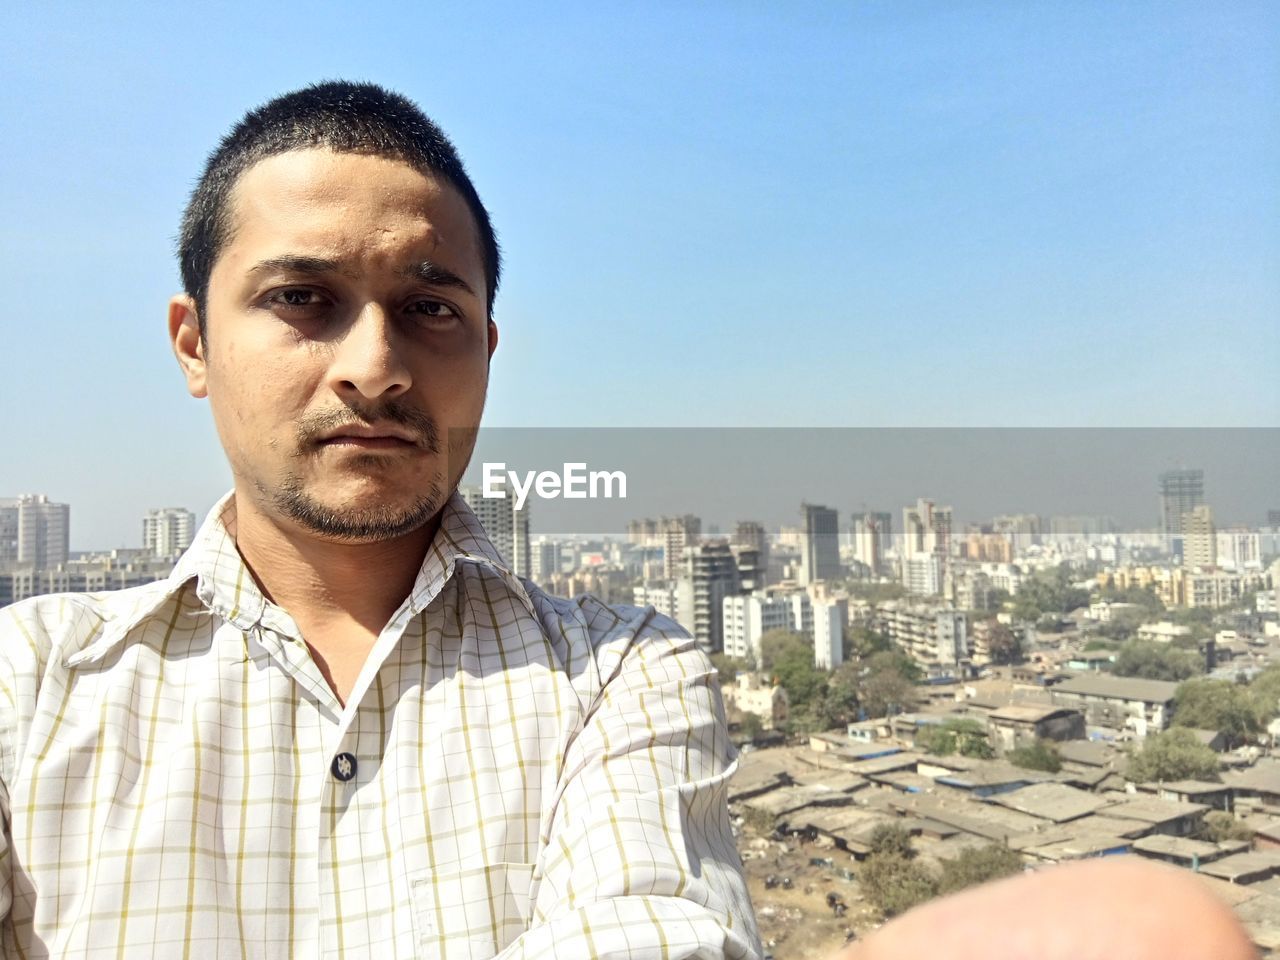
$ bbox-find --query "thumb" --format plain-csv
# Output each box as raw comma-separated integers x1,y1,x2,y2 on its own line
829,856,1255,960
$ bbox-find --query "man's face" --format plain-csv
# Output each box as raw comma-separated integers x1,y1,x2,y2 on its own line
170,149,497,542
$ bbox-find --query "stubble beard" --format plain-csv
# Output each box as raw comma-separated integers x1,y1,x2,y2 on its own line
268,400,452,542
270,471,448,542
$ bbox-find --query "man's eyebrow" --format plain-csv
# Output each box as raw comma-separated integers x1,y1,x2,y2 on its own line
248,255,346,277
397,260,477,298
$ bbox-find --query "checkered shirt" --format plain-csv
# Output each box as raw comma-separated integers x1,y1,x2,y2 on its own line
0,491,761,958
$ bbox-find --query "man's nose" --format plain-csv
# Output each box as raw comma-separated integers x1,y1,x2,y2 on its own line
327,303,412,401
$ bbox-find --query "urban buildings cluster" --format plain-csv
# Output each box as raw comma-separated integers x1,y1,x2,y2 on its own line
0,500,194,607
5,470,1278,674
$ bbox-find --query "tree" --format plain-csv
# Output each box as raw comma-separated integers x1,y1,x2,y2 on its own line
858,650,922,718
821,661,862,725
738,712,763,741
845,626,894,661
1112,640,1202,683
1127,728,1221,783
1197,811,1254,844
937,844,1024,895
867,823,915,860
1248,666,1280,726
866,649,923,683
858,853,940,918
1011,566,1090,622
1173,679,1260,747
985,588,1012,613
709,652,752,680
917,719,994,759
985,621,1022,665
759,629,809,671
1007,739,1062,773
1096,584,1165,618
759,630,825,712
1083,637,1119,651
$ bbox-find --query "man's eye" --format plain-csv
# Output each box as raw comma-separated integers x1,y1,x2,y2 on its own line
270,288,324,307
407,300,458,320
263,288,329,310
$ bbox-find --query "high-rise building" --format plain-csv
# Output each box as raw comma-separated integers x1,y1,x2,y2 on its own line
0,503,17,569
732,521,769,573
731,546,765,593
903,554,944,596
1182,504,1216,571
721,593,792,664
1217,528,1261,571
811,601,844,670
532,538,562,583
627,518,659,545
1,495,70,570
1268,510,1280,529
993,514,1041,553
142,507,196,558
902,498,952,559
459,486,532,578
1159,469,1205,550
852,511,892,574
676,541,738,653
872,601,969,677
798,503,840,586
661,515,701,580
634,582,680,621
963,531,1013,564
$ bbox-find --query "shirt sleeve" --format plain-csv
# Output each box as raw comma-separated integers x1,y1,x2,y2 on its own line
501,610,762,959
0,776,10,923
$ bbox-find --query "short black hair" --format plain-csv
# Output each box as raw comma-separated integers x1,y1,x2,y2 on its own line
178,81,500,336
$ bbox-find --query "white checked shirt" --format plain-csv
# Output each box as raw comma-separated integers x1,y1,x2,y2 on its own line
0,492,761,959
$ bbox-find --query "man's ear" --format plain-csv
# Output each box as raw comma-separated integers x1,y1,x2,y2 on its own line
169,294,208,399
487,318,499,360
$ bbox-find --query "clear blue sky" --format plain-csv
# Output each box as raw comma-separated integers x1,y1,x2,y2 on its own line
1,1,1277,548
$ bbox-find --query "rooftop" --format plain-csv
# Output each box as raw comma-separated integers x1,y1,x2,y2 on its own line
1056,739,1119,768
1197,851,1280,884
741,783,856,818
1102,796,1210,825
1053,674,1180,703
1142,779,1231,796
986,782,1112,823
932,760,1055,790
1130,834,1244,863
1020,834,1133,862
1225,760,1280,796
988,704,1081,724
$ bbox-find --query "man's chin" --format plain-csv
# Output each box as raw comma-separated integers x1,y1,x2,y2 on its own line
271,480,447,543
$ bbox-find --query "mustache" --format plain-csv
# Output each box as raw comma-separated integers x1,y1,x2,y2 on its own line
295,403,441,453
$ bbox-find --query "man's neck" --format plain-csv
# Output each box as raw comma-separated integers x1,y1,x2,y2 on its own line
227,493,441,637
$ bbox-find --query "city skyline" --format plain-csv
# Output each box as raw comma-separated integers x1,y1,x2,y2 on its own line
8,442,1278,556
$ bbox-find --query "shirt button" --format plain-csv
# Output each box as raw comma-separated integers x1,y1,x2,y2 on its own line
331,752,358,782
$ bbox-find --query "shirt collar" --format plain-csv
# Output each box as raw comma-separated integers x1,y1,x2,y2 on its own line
67,489,534,666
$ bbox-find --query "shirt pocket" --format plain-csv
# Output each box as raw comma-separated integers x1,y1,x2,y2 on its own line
409,861,536,959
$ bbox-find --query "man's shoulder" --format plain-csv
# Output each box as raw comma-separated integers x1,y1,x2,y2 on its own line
521,579,689,642
0,579,181,671
519,579,709,679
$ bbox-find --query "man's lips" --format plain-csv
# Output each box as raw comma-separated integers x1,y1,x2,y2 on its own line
321,436,417,450
315,424,421,450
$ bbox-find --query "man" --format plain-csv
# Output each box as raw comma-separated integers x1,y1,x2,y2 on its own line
0,82,759,958
0,82,1257,960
